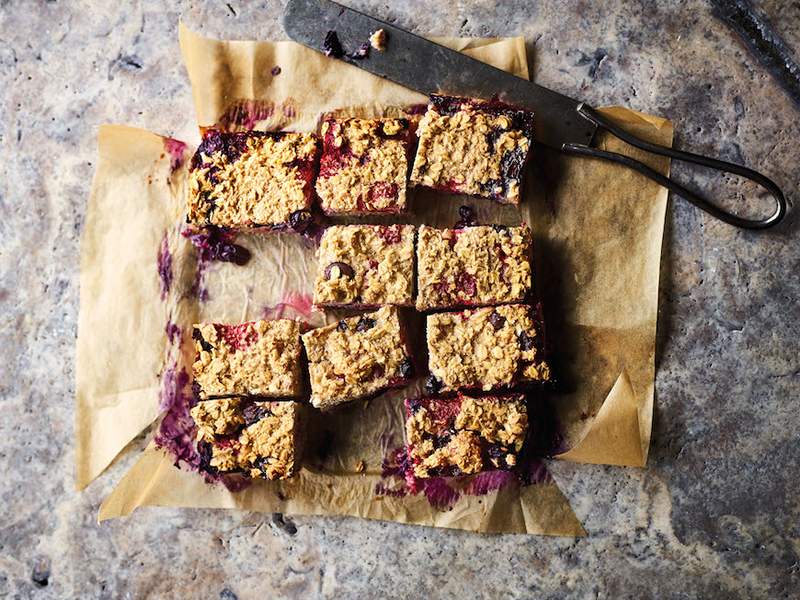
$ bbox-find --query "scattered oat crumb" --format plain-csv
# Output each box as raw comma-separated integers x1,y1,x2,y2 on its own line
369,29,387,51
355,459,366,473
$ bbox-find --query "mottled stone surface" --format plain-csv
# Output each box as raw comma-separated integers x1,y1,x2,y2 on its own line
1,1,798,598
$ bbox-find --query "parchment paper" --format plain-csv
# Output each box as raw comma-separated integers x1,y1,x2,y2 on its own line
78,25,672,535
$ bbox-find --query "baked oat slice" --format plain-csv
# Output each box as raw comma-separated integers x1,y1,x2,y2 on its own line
416,224,532,311
315,117,412,215
192,319,303,399
192,399,304,480
409,95,534,204
301,306,413,410
187,130,320,229
404,393,528,478
425,304,550,394
314,224,415,308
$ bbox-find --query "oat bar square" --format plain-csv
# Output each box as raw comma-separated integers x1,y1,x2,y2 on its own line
404,393,528,478
416,224,532,311
313,224,415,308
192,320,303,399
301,306,413,410
191,399,303,480
425,304,550,393
187,130,320,228
315,117,412,215
409,95,534,204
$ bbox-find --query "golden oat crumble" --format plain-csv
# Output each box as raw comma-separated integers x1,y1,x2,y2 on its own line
416,225,532,310
315,118,410,214
187,132,319,227
426,304,551,392
405,394,528,477
369,29,387,51
409,98,532,204
192,319,302,399
301,306,411,410
190,398,244,442
313,224,415,307
206,401,302,480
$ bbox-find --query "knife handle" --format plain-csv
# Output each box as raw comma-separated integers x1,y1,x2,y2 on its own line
561,104,787,230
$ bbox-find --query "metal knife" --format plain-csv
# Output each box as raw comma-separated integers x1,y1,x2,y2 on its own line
284,0,786,229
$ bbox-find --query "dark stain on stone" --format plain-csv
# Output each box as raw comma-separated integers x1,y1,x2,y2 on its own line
272,512,298,535
31,559,50,587
711,0,800,107
576,47,608,79
220,589,238,600
225,2,236,16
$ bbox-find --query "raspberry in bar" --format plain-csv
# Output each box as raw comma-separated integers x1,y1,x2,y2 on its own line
404,393,528,478
301,306,413,410
313,224,415,308
192,319,303,399
426,304,550,393
416,224,532,311
191,399,304,480
187,130,320,228
409,95,534,204
315,117,412,215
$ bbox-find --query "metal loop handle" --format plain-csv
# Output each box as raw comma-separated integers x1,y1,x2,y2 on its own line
562,103,787,230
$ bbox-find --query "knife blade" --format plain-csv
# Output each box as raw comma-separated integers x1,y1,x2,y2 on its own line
283,0,597,150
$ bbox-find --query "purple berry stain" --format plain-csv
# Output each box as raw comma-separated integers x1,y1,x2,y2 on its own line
162,137,188,172
157,233,173,300
165,321,181,345
183,226,251,302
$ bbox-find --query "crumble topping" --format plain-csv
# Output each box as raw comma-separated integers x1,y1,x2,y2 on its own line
369,29,387,51
301,306,412,410
202,401,302,480
187,131,319,227
426,304,550,392
190,398,244,442
409,95,534,204
405,394,528,478
313,224,415,307
193,320,302,399
315,118,410,214
416,225,532,310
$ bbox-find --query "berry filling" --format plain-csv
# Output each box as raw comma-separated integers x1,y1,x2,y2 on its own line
214,322,259,351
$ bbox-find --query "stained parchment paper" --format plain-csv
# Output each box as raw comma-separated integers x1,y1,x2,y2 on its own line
77,25,672,535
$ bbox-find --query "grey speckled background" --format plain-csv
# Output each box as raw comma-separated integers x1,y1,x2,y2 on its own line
2,1,799,598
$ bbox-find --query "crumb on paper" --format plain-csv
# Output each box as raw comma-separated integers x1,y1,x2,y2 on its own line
369,29,387,51
355,459,366,473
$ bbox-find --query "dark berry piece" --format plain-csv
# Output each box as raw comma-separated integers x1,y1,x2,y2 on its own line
488,310,506,330
193,328,214,352
253,456,272,478
486,444,508,460
398,358,413,379
423,375,443,395
349,42,370,59
454,204,478,228
288,209,313,233
491,224,510,234
270,66,281,76
242,403,269,426
336,320,348,332
323,261,355,280
355,316,377,332
518,330,536,351
197,440,214,471
407,398,423,413
322,30,344,58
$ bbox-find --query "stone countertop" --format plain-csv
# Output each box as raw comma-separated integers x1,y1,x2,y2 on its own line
2,1,798,598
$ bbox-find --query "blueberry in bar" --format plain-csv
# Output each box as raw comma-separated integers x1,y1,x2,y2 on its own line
191,399,304,480
416,224,532,311
192,320,303,399
187,130,320,229
405,393,528,478
315,117,412,215
409,95,534,204
301,306,414,410
425,304,550,394
314,224,415,308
